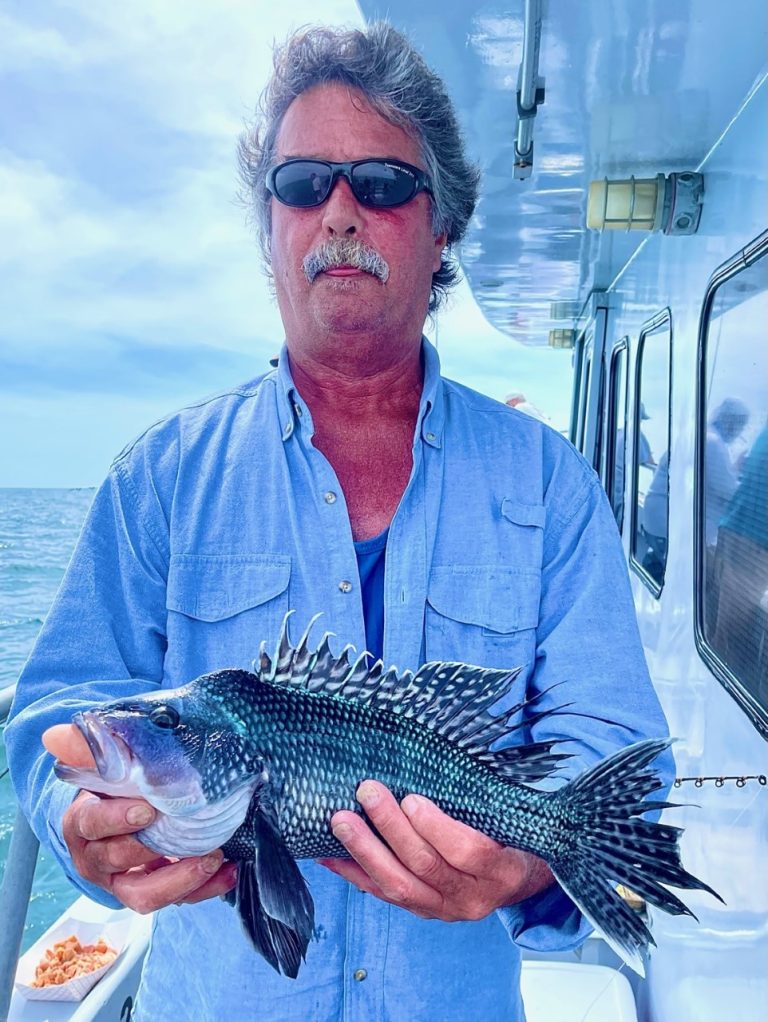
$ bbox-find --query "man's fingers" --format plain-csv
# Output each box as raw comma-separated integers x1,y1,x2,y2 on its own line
317,857,385,898
182,862,238,904
318,858,434,918
82,834,161,876
401,793,506,877
355,781,458,892
111,852,225,914
330,808,442,914
68,793,155,842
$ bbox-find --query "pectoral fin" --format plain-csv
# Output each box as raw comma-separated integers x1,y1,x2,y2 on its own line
225,805,315,978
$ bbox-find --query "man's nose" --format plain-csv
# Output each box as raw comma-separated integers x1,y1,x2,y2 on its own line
321,177,364,236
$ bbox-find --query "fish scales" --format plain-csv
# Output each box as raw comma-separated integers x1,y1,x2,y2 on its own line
215,673,542,860
53,613,721,979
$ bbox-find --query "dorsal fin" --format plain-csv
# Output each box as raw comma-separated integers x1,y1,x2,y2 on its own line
257,613,569,782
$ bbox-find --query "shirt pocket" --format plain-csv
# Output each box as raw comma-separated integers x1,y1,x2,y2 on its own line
164,553,291,684
425,564,540,670
425,501,544,674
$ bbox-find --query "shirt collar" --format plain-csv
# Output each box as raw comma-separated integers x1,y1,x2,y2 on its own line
274,335,445,447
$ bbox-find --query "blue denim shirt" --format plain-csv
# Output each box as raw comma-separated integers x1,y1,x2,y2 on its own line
7,338,671,1022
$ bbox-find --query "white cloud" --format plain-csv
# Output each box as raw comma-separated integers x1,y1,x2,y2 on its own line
0,12,84,72
2,0,575,484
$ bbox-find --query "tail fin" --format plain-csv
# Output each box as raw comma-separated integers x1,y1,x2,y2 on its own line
548,738,723,976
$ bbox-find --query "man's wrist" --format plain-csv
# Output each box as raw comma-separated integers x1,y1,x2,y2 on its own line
502,851,556,907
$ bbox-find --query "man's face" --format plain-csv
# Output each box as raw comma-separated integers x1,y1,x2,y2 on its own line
269,83,446,354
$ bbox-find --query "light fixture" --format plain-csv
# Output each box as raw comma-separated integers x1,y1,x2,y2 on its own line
548,329,576,349
587,172,704,234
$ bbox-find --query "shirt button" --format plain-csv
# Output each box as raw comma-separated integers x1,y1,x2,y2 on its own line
338,580,353,593
324,491,337,504
426,431,436,442
353,969,367,982
294,403,302,417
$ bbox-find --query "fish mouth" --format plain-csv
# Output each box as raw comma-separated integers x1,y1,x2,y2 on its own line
54,711,132,786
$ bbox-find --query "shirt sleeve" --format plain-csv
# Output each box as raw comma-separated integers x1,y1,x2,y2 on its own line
498,460,674,952
4,463,169,907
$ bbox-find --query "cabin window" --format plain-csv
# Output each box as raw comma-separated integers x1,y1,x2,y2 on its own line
630,312,672,596
605,339,629,532
695,234,768,733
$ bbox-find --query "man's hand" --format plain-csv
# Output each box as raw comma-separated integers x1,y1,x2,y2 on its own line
318,780,554,922
47,723,236,913
62,792,237,913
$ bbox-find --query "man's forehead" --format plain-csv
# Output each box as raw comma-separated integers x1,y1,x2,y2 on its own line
275,83,422,164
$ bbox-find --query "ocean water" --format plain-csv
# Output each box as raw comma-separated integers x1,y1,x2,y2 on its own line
0,487,95,950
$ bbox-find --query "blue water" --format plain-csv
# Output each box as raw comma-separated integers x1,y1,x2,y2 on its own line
0,487,95,950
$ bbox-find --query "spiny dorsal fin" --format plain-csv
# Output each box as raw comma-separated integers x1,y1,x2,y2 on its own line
258,612,565,780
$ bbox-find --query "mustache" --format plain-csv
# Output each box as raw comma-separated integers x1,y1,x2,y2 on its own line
302,238,390,284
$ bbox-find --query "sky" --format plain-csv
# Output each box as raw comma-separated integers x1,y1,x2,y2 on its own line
1,0,574,488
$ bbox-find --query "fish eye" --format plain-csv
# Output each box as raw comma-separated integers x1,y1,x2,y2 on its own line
149,704,180,730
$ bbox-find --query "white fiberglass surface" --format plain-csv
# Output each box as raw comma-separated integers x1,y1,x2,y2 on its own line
604,78,768,1022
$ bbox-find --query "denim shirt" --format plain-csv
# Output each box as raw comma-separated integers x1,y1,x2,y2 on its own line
6,338,671,1022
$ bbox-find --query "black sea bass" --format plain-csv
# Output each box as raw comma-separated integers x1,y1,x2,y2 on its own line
53,614,720,978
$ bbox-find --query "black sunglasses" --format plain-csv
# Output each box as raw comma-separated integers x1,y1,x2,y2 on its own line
266,158,433,209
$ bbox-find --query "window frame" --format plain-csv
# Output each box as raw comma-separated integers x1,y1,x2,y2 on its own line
577,349,592,452
693,228,768,740
569,303,609,468
629,308,673,598
569,331,587,447
604,337,630,532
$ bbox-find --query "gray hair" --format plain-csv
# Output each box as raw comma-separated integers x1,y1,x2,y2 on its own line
238,23,480,312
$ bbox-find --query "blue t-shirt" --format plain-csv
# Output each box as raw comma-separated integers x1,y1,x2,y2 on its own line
353,528,388,660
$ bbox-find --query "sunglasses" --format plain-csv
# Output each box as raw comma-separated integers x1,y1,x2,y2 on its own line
266,158,433,209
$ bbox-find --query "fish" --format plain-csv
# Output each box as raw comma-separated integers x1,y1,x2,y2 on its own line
52,613,721,979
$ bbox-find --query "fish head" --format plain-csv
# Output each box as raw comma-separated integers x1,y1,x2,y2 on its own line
54,677,260,816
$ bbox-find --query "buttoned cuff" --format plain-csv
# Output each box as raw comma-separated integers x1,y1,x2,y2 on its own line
497,882,592,952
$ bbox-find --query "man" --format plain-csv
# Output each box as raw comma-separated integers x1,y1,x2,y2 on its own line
612,401,655,529
504,391,550,423
711,419,768,699
704,397,749,549
7,24,670,1022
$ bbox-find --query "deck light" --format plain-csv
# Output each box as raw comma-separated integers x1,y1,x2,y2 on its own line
548,329,576,348
587,172,704,234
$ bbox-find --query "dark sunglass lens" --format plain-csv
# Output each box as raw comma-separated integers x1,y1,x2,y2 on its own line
273,162,331,206
351,161,417,206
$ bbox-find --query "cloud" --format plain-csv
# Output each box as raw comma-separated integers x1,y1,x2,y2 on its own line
1,0,575,486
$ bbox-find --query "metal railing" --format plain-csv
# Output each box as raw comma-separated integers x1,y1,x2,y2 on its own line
0,682,41,1022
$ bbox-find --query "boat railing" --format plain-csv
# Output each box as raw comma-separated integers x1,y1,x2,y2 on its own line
0,682,41,1022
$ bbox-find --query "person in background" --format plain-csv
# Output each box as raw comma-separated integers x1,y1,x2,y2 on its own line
704,398,750,549
711,419,768,700
639,450,669,583
504,391,550,423
6,24,671,1022
612,402,655,531
702,397,750,629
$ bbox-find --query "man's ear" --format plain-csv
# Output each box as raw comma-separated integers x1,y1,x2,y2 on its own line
432,232,448,273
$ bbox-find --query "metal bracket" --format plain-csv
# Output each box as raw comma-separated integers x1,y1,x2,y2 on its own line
664,171,705,235
516,84,546,120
